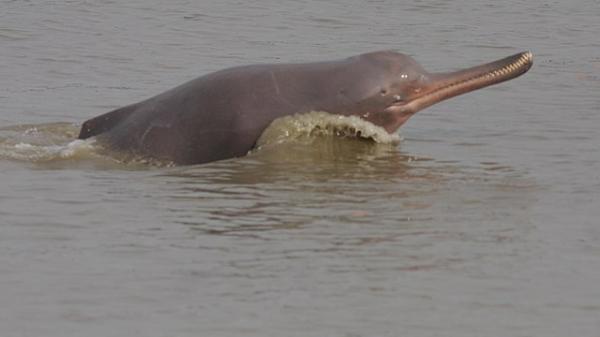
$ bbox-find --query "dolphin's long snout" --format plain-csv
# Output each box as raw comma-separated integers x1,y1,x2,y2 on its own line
408,51,533,112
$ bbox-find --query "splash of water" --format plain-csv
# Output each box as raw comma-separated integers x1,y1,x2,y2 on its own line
0,123,97,162
256,111,402,149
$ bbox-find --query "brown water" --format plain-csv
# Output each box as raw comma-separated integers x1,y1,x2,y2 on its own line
1,1,599,336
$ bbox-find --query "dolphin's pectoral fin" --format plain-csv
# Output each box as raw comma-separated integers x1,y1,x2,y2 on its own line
78,104,138,139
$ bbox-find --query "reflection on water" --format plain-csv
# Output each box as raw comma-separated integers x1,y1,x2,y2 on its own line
152,133,536,249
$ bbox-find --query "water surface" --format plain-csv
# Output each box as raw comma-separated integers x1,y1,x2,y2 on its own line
1,1,599,336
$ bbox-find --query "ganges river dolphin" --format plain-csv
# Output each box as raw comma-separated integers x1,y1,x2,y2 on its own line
78,50,533,165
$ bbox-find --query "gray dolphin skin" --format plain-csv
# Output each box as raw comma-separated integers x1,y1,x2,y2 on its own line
78,50,533,165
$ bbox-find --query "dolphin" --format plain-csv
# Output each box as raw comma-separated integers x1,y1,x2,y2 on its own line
78,50,533,165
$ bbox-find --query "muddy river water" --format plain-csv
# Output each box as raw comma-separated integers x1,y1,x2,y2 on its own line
1,1,599,336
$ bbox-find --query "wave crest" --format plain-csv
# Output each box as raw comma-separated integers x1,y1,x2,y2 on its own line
256,111,401,148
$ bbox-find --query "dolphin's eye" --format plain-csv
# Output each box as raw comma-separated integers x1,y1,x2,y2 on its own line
380,89,388,96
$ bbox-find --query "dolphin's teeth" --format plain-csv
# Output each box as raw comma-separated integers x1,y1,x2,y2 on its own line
493,51,533,79
517,52,532,67
510,52,533,72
